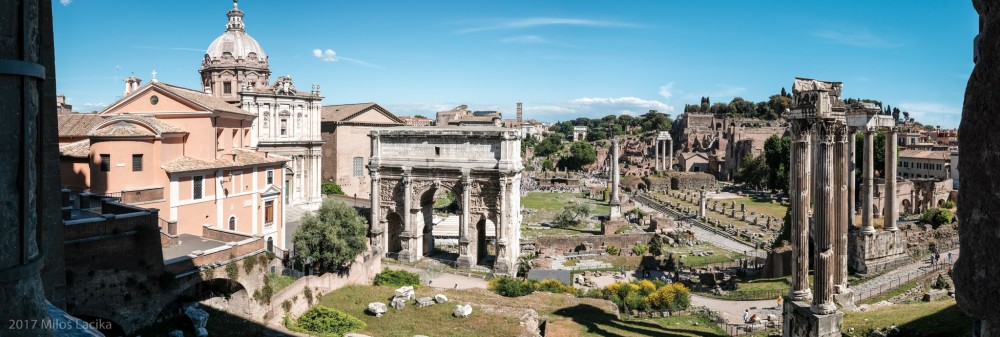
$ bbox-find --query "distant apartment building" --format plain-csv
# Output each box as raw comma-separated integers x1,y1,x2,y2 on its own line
898,149,951,180
320,103,405,198
57,80,288,249
435,105,503,126
400,116,433,126
57,94,73,114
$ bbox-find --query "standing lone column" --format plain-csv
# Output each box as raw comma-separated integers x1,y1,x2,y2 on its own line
861,129,876,234
654,139,661,171
884,128,899,231
667,137,673,171
789,120,813,302
848,128,856,228
812,121,838,315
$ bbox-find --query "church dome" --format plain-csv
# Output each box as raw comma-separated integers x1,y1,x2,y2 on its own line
205,0,266,61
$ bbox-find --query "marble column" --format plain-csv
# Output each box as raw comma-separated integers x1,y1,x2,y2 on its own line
848,129,856,228
610,139,622,219
495,175,512,275
667,138,673,171
369,170,384,255
885,128,899,231
790,119,813,302
400,169,415,262
834,123,850,288
654,139,661,171
861,130,876,234
812,120,837,315
457,172,474,266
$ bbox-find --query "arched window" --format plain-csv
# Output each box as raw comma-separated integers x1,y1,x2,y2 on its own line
228,216,236,231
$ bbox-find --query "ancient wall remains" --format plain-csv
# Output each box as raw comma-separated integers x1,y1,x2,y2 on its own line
670,172,716,190
848,230,907,274
535,233,656,256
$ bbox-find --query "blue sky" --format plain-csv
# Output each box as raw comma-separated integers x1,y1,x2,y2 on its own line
53,1,976,128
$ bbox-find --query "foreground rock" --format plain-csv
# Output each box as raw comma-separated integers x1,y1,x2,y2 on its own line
184,304,209,337
368,302,388,317
453,304,473,318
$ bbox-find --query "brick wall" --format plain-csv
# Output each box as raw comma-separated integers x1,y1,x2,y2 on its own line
203,225,254,243
536,233,655,256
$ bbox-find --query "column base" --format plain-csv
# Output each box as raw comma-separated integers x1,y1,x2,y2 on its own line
792,288,813,302
810,301,838,315
834,285,856,310
493,258,513,277
456,255,475,269
860,226,877,235
397,250,417,263
783,299,844,337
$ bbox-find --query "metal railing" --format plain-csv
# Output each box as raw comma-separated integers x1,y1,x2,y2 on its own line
92,191,123,203
853,260,954,303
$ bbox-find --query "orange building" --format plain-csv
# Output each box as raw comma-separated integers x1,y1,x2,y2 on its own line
58,80,288,249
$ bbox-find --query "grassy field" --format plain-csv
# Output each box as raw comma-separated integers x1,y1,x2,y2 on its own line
666,243,748,268
842,298,974,337
521,192,612,239
652,193,775,244
725,196,787,220
317,285,523,337
694,277,790,301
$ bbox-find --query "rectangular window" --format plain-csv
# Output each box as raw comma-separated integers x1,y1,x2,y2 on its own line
280,119,287,136
266,170,274,185
100,154,111,172
193,176,203,200
264,200,274,224
353,157,363,177
132,154,143,171
224,82,232,94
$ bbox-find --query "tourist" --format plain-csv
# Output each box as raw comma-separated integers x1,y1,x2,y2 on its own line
948,251,953,263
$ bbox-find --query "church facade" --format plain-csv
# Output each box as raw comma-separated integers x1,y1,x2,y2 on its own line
199,0,323,209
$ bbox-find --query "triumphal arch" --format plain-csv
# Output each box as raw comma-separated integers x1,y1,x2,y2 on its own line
367,127,523,276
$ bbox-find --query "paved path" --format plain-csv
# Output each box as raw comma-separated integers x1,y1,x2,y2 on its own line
632,197,759,256
851,249,959,302
386,264,489,290
691,294,780,324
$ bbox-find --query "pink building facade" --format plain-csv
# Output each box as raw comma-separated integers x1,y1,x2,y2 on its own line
58,81,288,249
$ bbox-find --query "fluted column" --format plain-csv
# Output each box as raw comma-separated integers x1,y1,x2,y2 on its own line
789,119,813,302
667,138,673,171
848,129,856,228
861,130,876,234
369,170,383,255
457,170,474,268
654,139,661,171
812,121,837,314
885,128,899,231
834,123,850,287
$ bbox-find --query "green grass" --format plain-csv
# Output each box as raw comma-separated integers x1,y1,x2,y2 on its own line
317,285,522,337
546,304,727,337
667,243,748,268
861,277,923,305
652,193,775,244
725,196,788,220
521,192,611,223
699,277,790,301
842,299,975,337
268,273,296,294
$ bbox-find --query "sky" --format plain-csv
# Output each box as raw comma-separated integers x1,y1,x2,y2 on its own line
53,1,977,128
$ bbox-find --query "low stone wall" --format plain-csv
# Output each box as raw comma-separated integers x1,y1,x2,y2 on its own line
536,233,656,256
203,225,254,243
266,253,382,322
848,230,908,274
670,172,716,190
164,237,264,275
762,245,792,278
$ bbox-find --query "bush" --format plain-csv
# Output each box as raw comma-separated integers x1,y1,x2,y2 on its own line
288,305,366,337
535,279,577,295
632,244,649,256
605,245,620,256
599,280,691,313
921,208,953,229
932,274,951,290
321,181,345,196
488,276,536,297
372,268,421,288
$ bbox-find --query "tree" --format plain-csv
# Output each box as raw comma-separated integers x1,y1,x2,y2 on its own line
541,158,555,171
768,94,792,116
780,87,788,98
921,208,953,229
413,114,427,119
763,135,791,192
558,141,597,170
734,153,768,188
534,134,563,157
293,199,368,271
892,107,902,122
902,111,911,122
553,202,591,228
322,181,345,195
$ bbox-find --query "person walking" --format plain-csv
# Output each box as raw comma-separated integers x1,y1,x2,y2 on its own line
948,251,953,263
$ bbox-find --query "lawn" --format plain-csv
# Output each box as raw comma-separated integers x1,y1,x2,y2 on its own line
546,304,727,337
668,243,748,268
521,192,611,223
317,285,523,337
694,277,790,301
724,196,788,221
842,298,975,337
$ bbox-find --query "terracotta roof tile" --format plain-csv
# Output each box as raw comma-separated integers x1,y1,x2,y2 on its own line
90,120,157,137
58,114,105,137
59,139,90,158
161,149,287,174
152,82,254,116
900,149,950,161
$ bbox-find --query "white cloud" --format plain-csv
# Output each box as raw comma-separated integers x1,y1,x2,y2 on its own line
60,0,72,6
812,29,902,48
458,17,638,34
898,102,962,128
658,83,675,100
500,35,548,44
313,48,337,62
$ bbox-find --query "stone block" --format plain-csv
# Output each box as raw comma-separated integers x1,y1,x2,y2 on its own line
782,299,843,337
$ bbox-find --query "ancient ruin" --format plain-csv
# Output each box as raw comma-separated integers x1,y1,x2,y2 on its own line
368,127,523,276
654,130,674,172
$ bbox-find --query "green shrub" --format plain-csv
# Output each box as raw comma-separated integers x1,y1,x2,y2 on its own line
941,200,956,209
535,279,577,295
600,280,692,313
632,244,649,256
226,262,239,280
920,208,953,229
488,276,535,297
288,305,366,337
605,245,620,256
372,268,421,287
321,181,345,196
932,274,951,290
243,256,258,274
